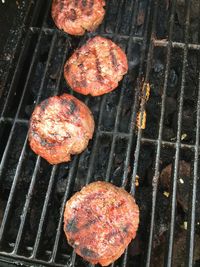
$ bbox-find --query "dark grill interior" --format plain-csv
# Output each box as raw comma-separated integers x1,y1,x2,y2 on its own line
1,0,200,266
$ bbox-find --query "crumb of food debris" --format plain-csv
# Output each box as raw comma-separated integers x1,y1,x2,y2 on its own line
183,221,187,230
142,82,150,101
135,175,139,187
179,178,184,184
137,110,146,129
181,133,187,140
170,136,177,141
163,191,170,198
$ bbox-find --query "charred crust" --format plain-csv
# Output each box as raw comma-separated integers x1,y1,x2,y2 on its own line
68,238,77,248
110,49,118,69
74,0,79,6
80,247,98,258
59,0,64,11
66,99,77,114
40,99,49,111
74,79,87,88
105,229,124,244
89,0,94,9
68,9,77,21
87,0,94,16
71,63,87,88
122,224,130,234
81,217,99,229
82,0,87,7
66,217,79,233
65,64,70,73
60,98,77,115
94,50,104,82
40,137,55,147
68,100,77,114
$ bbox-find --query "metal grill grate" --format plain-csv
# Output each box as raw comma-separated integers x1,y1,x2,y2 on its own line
0,0,200,266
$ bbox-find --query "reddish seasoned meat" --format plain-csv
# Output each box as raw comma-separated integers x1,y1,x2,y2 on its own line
51,0,105,36
64,36,128,96
28,94,94,165
64,181,139,266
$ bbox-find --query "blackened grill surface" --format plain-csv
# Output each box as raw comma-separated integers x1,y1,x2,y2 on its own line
1,0,200,267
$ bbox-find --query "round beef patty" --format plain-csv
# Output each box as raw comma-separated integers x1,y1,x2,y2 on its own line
64,181,139,266
51,0,105,36
28,94,94,164
64,36,128,96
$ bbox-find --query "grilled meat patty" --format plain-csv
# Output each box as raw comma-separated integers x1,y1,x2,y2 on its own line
51,0,105,36
28,94,94,165
64,36,128,96
64,181,139,266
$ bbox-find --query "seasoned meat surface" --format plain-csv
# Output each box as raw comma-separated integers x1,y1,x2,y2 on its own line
64,36,128,96
28,94,94,164
64,181,139,266
51,0,105,36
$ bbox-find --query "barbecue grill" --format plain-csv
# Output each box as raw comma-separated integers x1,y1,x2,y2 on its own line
0,0,200,266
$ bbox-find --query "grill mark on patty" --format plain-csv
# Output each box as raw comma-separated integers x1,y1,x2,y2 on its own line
74,0,79,6
68,238,77,247
66,218,79,233
68,9,77,21
82,0,87,7
60,98,77,115
110,49,118,69
40,99,49,111
94,49,104,82
74,63,87,87
122,224,130,234
39,137,56,147
105,229,124,244
80,216,100,229
80,247,99,258
68,99,77,114
65,64,70,73
59,0,64,11
87,0,94,16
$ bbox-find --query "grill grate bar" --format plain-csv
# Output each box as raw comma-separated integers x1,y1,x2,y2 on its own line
0,32,58,248
185,67,200,266
165,1,191,265
0,252,67,267
31,43,70,259
0,30,54,183
114,0,126,34
141,137,195,150
50,157,79,262
105,0,147,184
29,26,144,43
130,0,154,196
145,0,176,265
85,96,107,184
0,0,52,118
153,39,200,50
13,156,41,254
0,135,29,243
31,165,58,258
1,0,43,93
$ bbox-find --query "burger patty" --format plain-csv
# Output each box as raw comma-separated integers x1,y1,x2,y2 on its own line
28,94,94,165
64,181,139,266
64,36,128,96
51,0,105,36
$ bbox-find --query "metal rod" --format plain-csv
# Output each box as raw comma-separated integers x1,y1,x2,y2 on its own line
146,0,176,265
31,42,70,259
185,66,200,267
165,0,191,266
